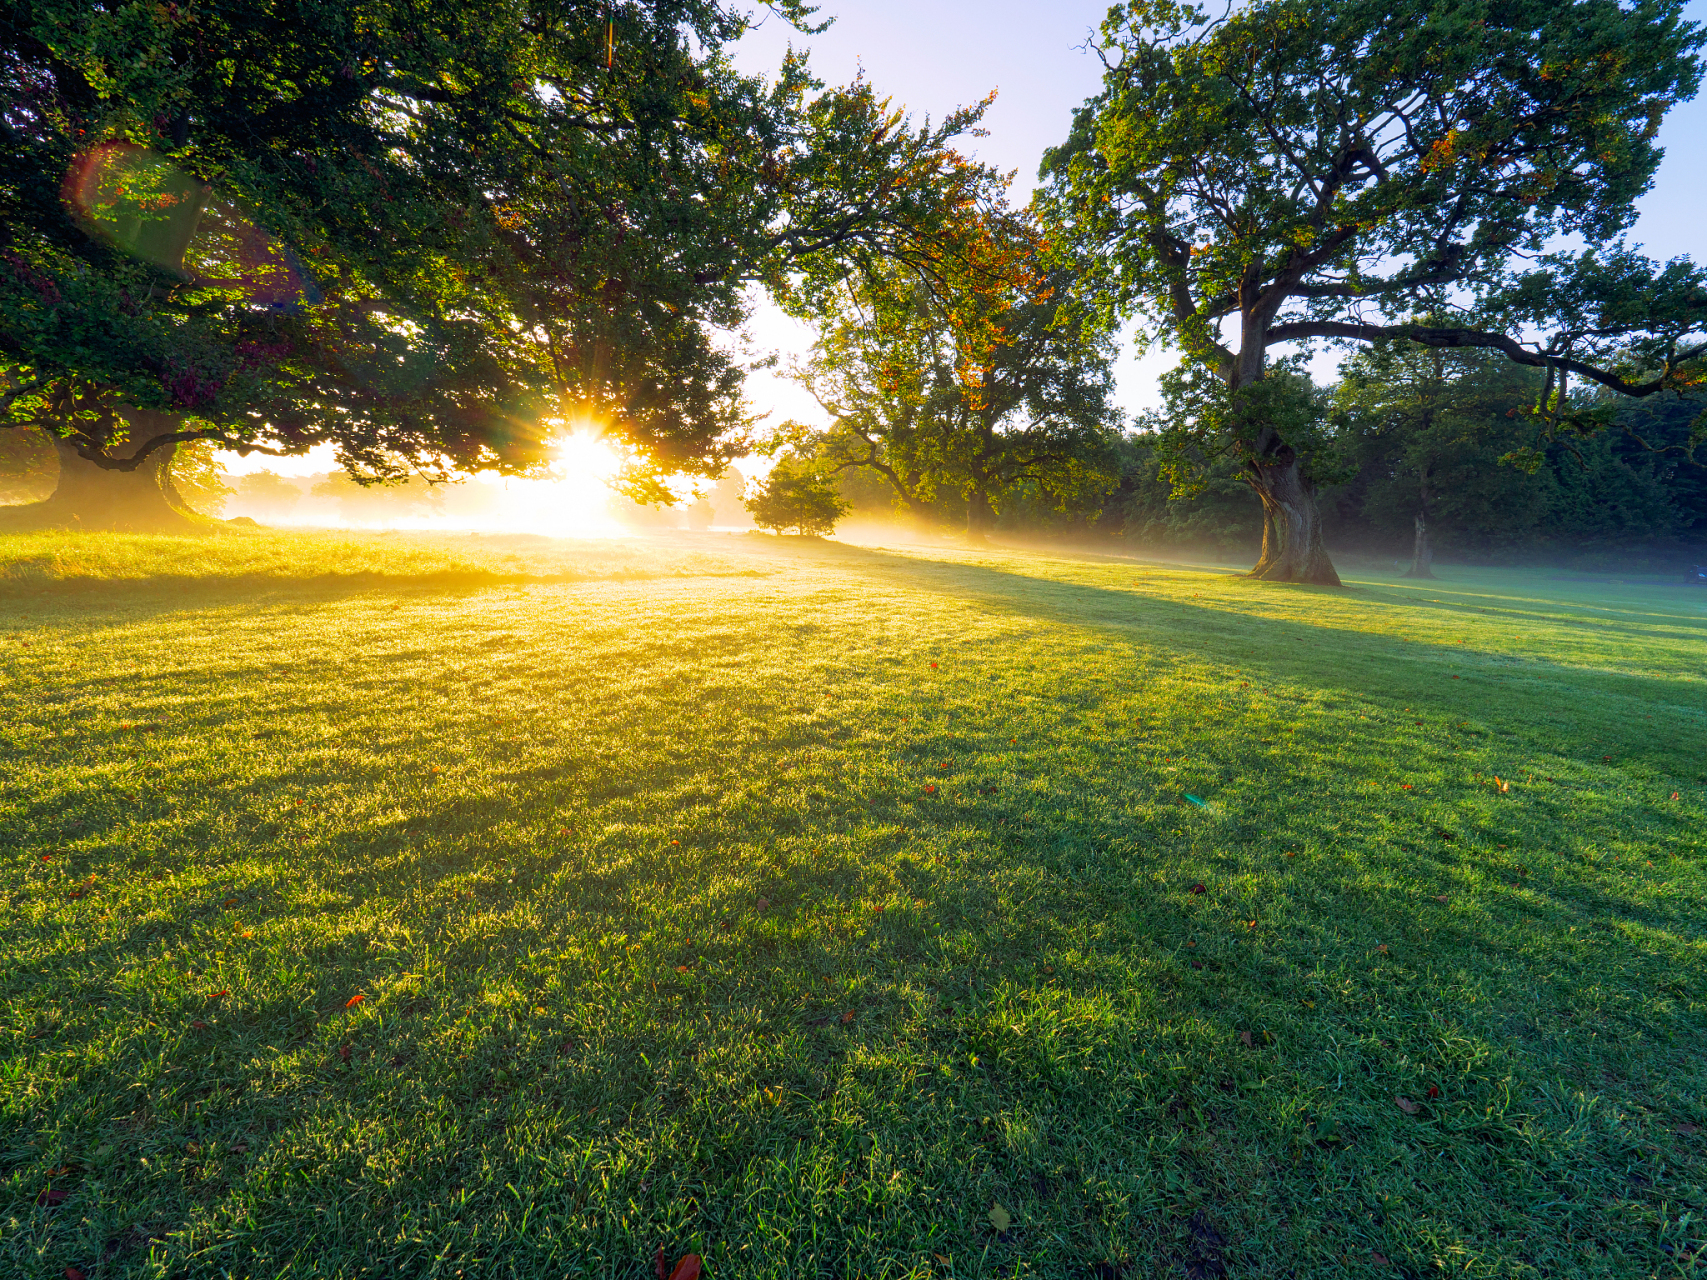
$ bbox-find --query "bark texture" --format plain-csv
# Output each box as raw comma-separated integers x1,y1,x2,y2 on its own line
8,409,198,531
965,488,995,542
1243,442,1340,585
1402,510,1436,578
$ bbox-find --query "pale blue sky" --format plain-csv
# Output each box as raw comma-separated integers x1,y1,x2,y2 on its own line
732,0,1707,426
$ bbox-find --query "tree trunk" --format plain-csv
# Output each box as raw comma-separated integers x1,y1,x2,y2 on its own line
1244,446,1341,586
12,409,198,531
966,488,995,543
1402,511,1435,578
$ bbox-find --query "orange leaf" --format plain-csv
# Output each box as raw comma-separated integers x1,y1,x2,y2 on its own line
667,1256,702,1280
207,990,229,1000
839,1010,854,1025
676,965,690,973
345,994,365,1008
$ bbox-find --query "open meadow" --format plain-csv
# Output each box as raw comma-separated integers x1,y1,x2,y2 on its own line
2,529,1704,1280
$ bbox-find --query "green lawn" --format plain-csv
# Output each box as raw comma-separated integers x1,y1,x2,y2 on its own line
2,528,1703,1279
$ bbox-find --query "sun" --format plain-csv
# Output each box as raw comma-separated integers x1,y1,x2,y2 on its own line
467,427,628,538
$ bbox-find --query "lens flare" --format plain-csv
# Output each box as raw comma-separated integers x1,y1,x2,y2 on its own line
63,142,319,310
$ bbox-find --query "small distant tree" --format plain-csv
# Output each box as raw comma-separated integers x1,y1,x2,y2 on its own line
233,471,304,519
745,463,849,536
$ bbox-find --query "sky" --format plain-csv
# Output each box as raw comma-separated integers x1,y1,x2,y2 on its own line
237,0,1707,476
730,0,1707,430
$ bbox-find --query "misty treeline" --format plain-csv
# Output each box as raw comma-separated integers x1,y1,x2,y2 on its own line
811,348,1706,567
4,0,1706,577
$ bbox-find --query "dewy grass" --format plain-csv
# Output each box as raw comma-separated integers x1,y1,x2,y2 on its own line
2,531,1703,1279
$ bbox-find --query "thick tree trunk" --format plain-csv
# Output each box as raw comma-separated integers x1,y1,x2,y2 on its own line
966,488,995,543
11,409,198,531
1402,511,1436,578
1244,446,1340,586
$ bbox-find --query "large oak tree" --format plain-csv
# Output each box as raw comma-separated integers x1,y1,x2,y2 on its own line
1042,0,1707,584
1,0,1017,527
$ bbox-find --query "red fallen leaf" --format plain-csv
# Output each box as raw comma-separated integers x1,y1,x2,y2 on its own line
1395,1096,1419,1114
1452,675,1459,679
675,964,690,973
1673,792,1681,801
924,785,936,793
345,994,365,1008
670,840,679,846
1401,784,1413,790
1427,1085,1440,1099
655,1247,667,1280
338,1044,351,1062
1189,883,1206,895
66,1267,87,1280
930,662,938,669
36,1187,67,1206
39,853,52,862
1239,1030,1253,1048
207,990,229,1000
191,1020,208,1029
667,1256,703,1280
839,1010,854,1025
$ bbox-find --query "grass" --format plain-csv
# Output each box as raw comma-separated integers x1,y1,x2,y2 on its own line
2,528,1704,1280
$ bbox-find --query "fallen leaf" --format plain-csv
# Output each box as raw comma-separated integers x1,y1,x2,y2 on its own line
66,1267,87,1280
676,964,690,973
338,1044,351,1062
839,1010,854,1025
667,1255,702,1280
222,898,237,908
190,1020,208,1029
1189,883,1206,895
1239,1031,1253,1048
757,898,770,911
930,662,938,669
344,994,365,1008
1427,1085,1440,1099
989,1202,1011,1232
935,1255,951,1266
1190,960,1203,969
655,1246,666,1280
1395,1096,1418,1114
1372,1252,1390,1267
36,1187,67,1206
207,990,229,1000
1674,1122,1699,1135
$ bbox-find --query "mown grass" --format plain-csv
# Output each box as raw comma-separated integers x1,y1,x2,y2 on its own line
2,528,1703,1280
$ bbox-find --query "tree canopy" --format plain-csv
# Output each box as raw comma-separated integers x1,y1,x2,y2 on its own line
796,253,1123,537
1042,0,1707,583
1,0,1023,520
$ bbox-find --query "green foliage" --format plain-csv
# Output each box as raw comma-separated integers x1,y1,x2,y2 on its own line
1041,0,1707,500
798,264,1124,528
167,441,231,515
2,531,1704,1276
743,459,848,535
1,0,1013,491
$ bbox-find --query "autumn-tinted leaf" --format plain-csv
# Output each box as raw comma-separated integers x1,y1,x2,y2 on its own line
1395,1096,1418,1114
666,1254,702,1280
1189,883,1206,895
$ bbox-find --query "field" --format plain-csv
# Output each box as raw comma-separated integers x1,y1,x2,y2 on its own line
2,527,1704,1280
